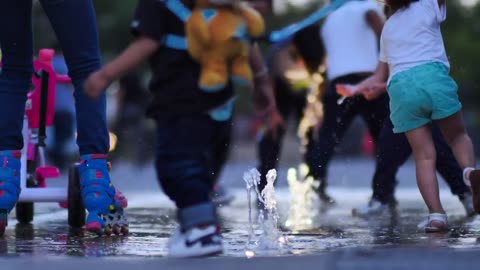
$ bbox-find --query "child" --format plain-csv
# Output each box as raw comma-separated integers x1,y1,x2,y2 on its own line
84,0,282,257
0,1,126,236
337,0,480,232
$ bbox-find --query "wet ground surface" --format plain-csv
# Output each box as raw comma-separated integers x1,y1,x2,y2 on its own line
3,188,480,258
2,158,480,260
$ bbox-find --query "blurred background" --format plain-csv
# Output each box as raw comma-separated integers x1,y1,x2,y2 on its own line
32,0,480,167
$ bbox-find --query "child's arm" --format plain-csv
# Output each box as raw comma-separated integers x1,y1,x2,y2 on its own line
336,61,389,99
249,43,285,138
366,10,384,41
84,37,159,99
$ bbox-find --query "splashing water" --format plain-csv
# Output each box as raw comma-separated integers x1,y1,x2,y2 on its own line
243,168,288,257
285,163,320,231
242,168,263,251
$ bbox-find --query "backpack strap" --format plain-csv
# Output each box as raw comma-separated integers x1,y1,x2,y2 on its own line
160,0,191,22
161,34,188,50
158,0,191,50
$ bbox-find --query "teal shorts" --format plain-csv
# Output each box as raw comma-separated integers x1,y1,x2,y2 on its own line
387,62,462,133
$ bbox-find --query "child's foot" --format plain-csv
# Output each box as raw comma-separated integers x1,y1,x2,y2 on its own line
467,170,480,213
352,197,397,218
167,225,223,258
0,150,22,236
311,179,336,206
417,213,448,233
79,154,128,235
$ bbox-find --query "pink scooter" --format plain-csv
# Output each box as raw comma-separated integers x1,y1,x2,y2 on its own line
15,49,85,228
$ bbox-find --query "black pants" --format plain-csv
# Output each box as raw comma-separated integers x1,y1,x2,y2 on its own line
210,118,232,182
154,114,231,229
257,77,307,191
305,74,389,183
372,119,469,203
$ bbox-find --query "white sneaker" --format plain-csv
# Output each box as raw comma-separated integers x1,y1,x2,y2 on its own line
460,193,475,216
352,198,393,217
167,225,223,258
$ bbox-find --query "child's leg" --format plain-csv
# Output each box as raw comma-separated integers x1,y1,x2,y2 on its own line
40,0,109,154
155,115,223,257
435,111,475,170
435,111,480,211
41,0,128,234
0,1,34,235
405,125,445,214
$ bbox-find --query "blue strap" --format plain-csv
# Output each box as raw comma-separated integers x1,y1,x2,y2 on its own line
269,0,363,42
162,34,188,50
209,97,236,122
159,0,190,50
160,0,191,22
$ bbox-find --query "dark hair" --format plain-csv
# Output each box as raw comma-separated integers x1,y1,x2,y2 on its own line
388,0,419,12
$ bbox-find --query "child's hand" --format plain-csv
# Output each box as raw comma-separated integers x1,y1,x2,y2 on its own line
264,109,285,141
336,84,359,97
84,70,111,99
360,83,387,100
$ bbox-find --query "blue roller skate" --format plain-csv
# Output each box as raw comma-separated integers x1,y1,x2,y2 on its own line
0,150,22,236
79,154,128,235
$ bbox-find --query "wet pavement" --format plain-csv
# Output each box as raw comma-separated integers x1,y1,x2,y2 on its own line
2,158,480,267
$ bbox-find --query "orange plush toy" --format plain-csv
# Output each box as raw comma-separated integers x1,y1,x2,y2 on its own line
186,0,265,91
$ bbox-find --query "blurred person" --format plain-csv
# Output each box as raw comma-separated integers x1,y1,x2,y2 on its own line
256,24,326,199
84,0,283,257
337,0,480,232
211,0,277,206
0,0,127,236
110,72,154,165
308,0,473,217
305,0,387,205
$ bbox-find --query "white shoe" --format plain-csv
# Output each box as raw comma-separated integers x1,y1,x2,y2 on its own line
352,198,394,217
417,213,448,233
167,225,223,258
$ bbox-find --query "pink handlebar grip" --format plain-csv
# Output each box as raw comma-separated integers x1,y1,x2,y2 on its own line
39,49,55,64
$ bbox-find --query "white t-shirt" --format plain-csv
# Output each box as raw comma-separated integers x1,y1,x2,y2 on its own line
321,0,381,80
379,0,449,82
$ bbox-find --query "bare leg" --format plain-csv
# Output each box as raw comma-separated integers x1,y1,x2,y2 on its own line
435,111,475,169
436,111,480,211
405,124,445,214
